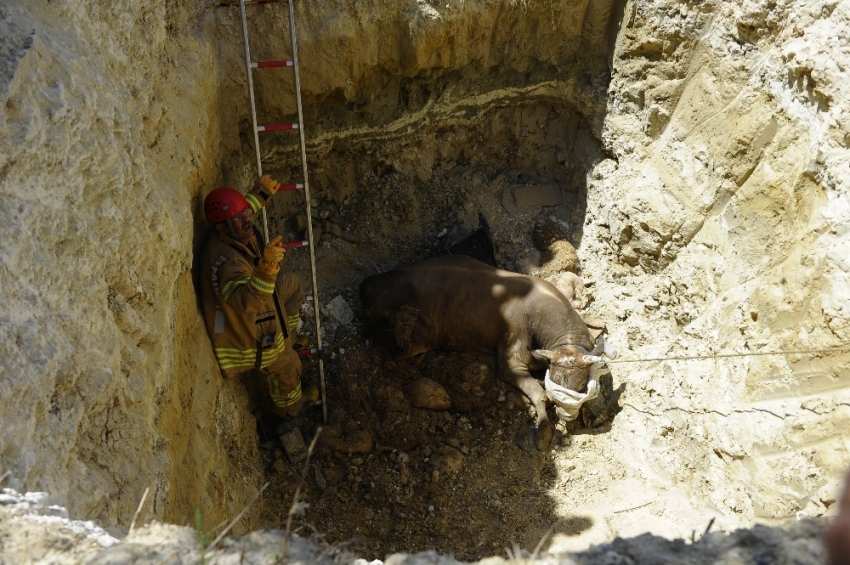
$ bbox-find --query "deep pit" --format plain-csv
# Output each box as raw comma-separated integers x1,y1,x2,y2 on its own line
238,75,614,562
2,0,849,563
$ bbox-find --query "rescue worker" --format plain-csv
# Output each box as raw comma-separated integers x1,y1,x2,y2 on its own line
199,174,318,426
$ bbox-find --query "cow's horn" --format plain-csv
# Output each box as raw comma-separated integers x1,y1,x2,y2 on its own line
590,335,605,356
533,349,554,360
582,355,604,364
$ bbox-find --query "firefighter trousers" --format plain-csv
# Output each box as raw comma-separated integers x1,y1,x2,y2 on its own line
246,271,306,419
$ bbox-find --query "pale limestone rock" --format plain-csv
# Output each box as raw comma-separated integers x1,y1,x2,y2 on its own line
323,295,354,325
405,378,451,410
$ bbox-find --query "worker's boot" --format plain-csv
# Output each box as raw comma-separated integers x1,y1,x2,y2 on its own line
301,384,320,410
292,334,310,352
276,419,306,464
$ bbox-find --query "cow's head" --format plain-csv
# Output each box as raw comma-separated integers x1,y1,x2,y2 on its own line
532,335,615,392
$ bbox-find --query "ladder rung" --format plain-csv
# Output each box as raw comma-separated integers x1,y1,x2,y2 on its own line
257,123,299,132
297,348,319,358
277,183,303,191
281,240,309,249
252,60,294,69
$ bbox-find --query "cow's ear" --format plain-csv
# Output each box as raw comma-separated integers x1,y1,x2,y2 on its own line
531,349,553,363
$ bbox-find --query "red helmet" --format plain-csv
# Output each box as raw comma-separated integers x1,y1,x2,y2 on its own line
204,187,250,223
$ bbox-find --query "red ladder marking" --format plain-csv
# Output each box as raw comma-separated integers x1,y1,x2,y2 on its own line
257,123,299,131
252,60,294,68
281,240,309,249
277,183,303,191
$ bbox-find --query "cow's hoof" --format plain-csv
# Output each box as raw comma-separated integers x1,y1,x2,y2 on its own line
516,426,538,452
535,422,553,451
516,424,553,452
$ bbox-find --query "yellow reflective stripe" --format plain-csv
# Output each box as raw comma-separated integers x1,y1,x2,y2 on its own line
216,351,255,361
259,334,287,368
269,382,302,408
213,345,249,354
250,275,275,294
214,334,286,359
246,193,262,213
286,314,300,329
214,334,286,370
218,360,254,371
222,277,250,300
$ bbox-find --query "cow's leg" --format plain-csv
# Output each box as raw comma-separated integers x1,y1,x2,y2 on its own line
390,305,431,359
497,350,553,452
369,306,431,360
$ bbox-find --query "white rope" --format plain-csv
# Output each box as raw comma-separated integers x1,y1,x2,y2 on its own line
604,347,850,364
544,364,604,421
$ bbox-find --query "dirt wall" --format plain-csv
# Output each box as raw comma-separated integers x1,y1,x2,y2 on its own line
0,0,265,531
574,0,850,544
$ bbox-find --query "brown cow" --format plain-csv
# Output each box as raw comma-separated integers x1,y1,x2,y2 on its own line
359,254,611,450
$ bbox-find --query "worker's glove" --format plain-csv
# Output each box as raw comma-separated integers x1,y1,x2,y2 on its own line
259,235,285,276
258,174,282,194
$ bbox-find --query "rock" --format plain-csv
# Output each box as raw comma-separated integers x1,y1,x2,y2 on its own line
461,362,489,386
819,479,842,507
375,386,409,412
532,218,571,250
430,445,465,473
324,465,347,484
0,494,20,505
314,467,328,491
404,378,452,410
323,295,354,325
319,429,374,454
43,505,69,519
23,492,48,509
540,240,579,273
327,222,342,238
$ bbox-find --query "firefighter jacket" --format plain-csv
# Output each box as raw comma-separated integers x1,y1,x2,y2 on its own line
199,184,301,378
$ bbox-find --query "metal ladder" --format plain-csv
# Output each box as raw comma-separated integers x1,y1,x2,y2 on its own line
238,0,327,423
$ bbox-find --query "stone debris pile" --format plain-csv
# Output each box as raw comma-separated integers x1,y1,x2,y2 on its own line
0,488,119,562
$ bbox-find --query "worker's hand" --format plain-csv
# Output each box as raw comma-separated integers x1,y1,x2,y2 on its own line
259,235,285,276
258,175,281,194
